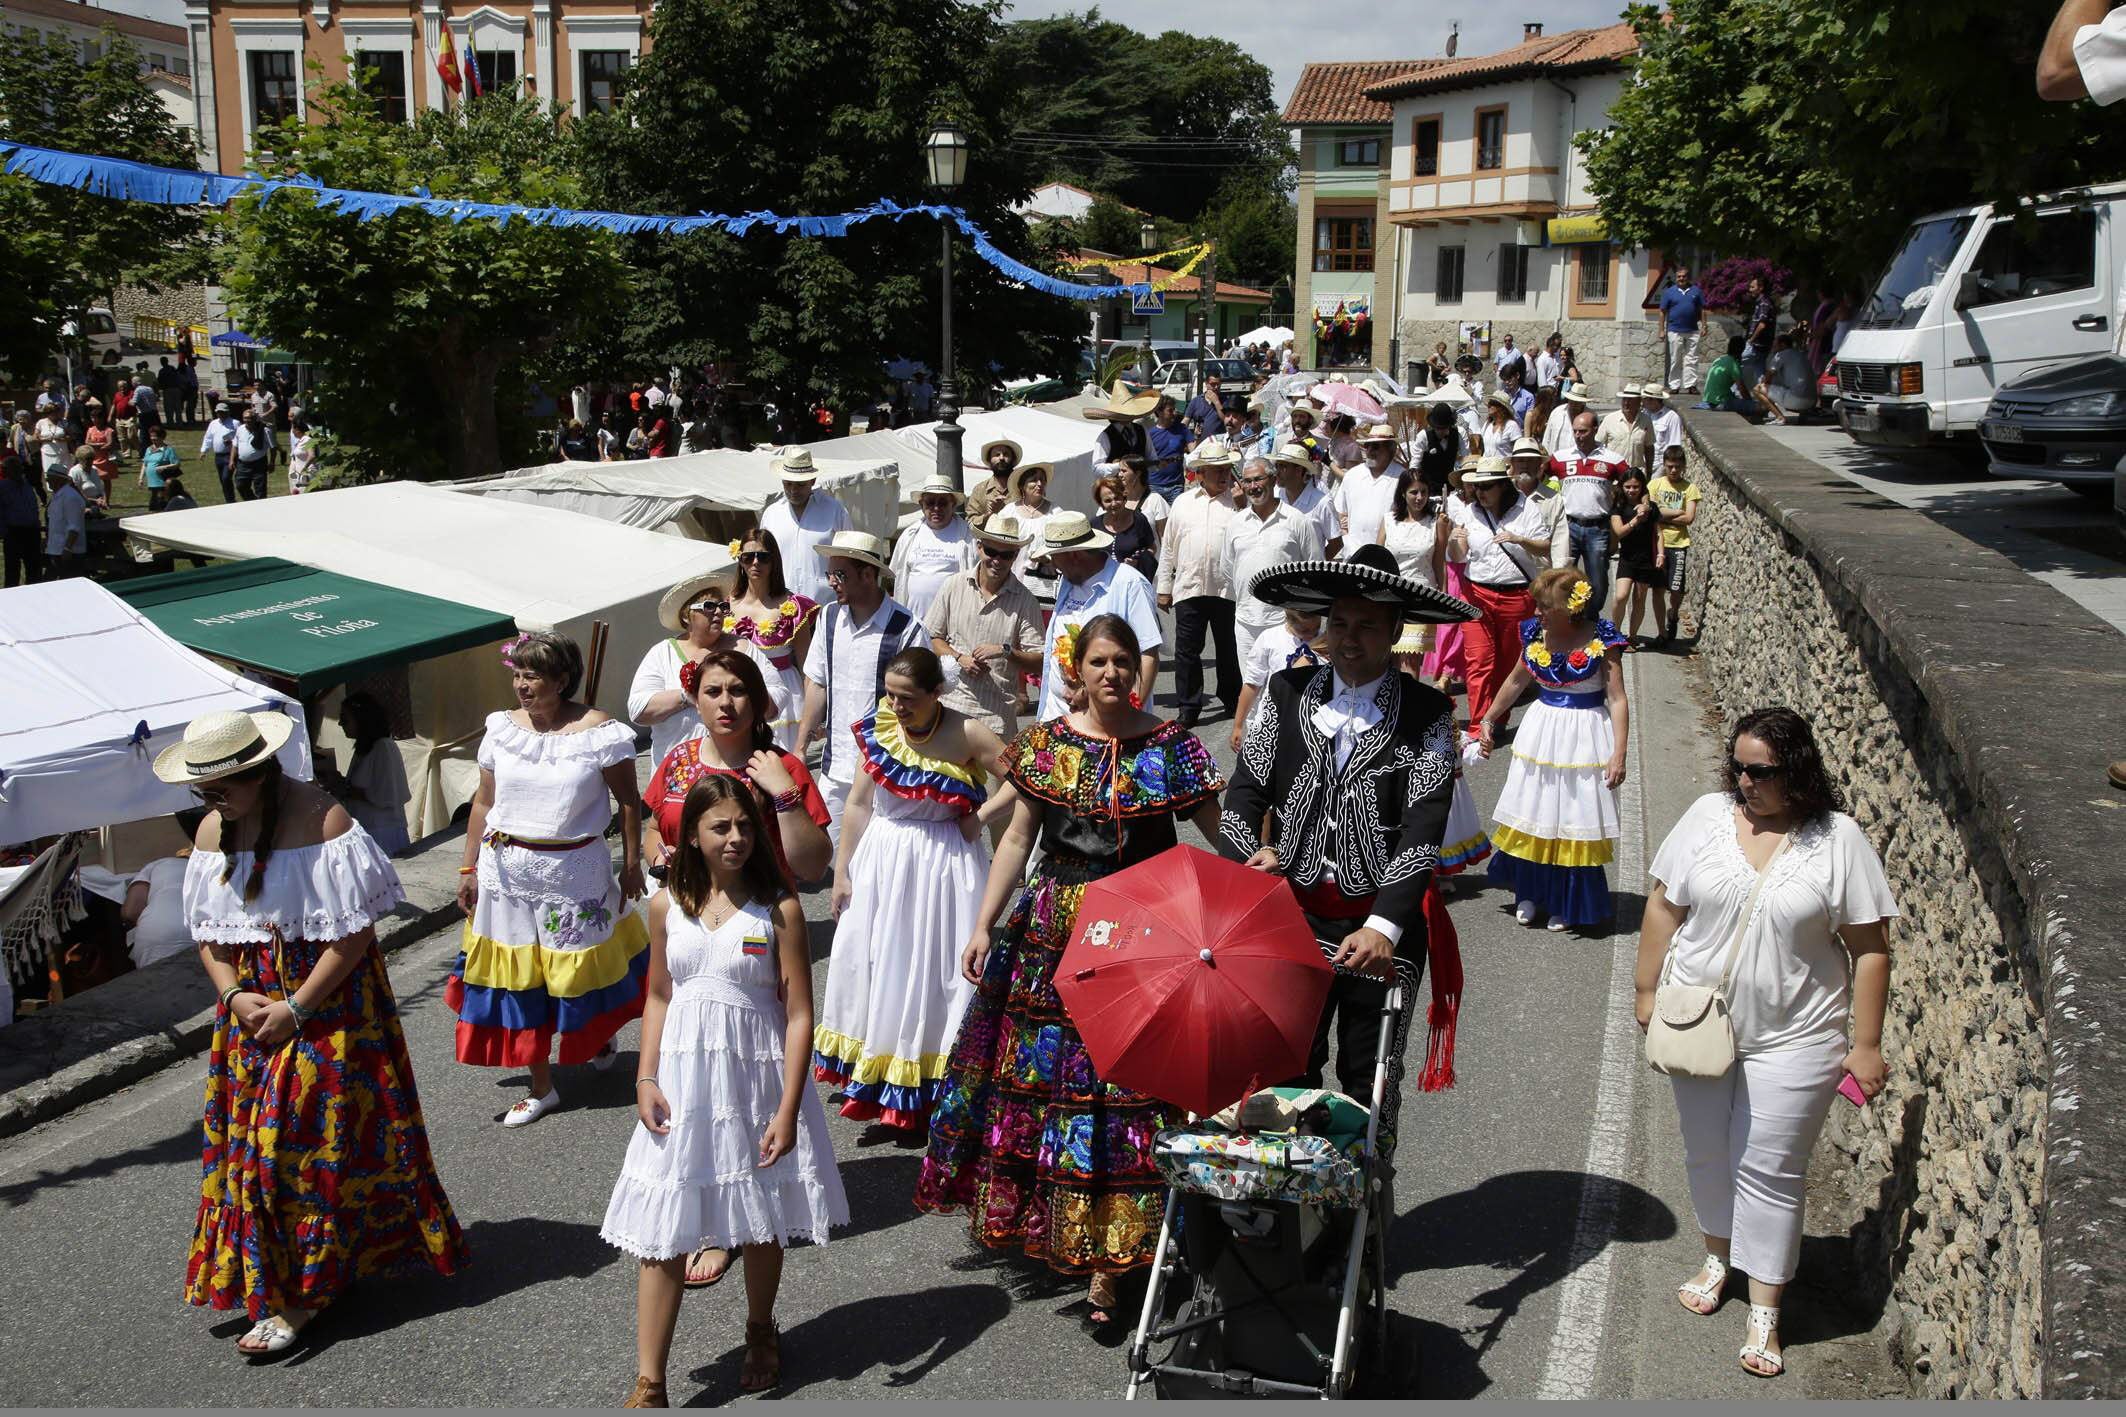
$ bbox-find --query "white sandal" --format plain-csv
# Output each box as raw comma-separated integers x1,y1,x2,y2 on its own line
236,1312,308,1359
503,1087,561,1128
1677,1253,1728,1314
1739,1303,1784,1377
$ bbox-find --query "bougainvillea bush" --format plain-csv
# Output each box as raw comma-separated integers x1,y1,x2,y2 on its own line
1700,257,1794,312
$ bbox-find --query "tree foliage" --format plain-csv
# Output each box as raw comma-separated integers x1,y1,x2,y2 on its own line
0,28,202,381
221,86,629,481
571,0,1085,408
1582,1,2119,286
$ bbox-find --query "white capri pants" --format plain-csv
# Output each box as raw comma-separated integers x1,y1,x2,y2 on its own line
821,773,854,851
1668,1035,1845,1284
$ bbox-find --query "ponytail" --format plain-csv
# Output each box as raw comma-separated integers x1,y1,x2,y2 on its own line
214,759,286,902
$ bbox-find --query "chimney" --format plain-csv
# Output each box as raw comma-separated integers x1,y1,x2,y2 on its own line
1524,21,1544,39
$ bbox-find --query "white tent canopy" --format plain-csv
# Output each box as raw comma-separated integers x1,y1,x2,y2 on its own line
1236,325,1296,348
469,449,903,542
0,579,312,845
808,406,1109,516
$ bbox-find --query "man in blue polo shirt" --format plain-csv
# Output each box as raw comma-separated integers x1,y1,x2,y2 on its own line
1658,267,1707,394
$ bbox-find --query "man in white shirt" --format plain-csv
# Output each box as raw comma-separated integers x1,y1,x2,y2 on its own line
758,447,849,604
1597,384,1656,472
1157,447,1241,727
1546,411,1631,615
199,403,241,502
888,473,976,621
1221,456,1324,676
1037,511,1162,720
1493,333,1526,383
43,467,87,577
1272,443,1339,556
1543,387,1589,457
1083,379,1159,475
796,531,929,845
1333,424,1405,561
1645,387,1685,465
2039,0,2126,103
1535,333,1565,391
232,411,275,500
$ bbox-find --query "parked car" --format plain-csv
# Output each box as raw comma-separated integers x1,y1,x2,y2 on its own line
1978,352,2126,497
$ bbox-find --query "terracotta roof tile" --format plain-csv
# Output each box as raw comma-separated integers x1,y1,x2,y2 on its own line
1067,253,1271,303
1281,60,1443,125
1362,22,1638,101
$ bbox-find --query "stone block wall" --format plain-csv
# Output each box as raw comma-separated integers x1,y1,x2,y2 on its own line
1676,412,2126,1397
1394,315,1666,394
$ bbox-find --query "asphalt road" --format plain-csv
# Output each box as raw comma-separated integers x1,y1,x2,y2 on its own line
0,646,1889,1403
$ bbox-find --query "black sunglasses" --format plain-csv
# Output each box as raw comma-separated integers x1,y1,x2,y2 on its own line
190,762,270,800
1729,759,1786,782
738,551,772,564
978,542,1017,559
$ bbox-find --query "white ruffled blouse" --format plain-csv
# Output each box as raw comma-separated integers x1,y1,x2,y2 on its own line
477,712,638,840
183,824,405,946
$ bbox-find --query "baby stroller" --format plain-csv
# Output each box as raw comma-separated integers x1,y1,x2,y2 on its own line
1124,952,1418,1400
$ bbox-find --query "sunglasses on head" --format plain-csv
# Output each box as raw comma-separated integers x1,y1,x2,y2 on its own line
1729,759,1786,782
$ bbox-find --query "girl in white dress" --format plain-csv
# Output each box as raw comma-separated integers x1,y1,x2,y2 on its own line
814,649,1009,1133
602,774,847,1405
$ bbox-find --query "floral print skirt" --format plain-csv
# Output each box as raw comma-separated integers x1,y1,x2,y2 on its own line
913,856,1173,1275
446,838,649,1067
189,935,469,1319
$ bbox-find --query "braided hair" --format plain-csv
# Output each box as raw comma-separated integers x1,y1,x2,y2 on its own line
215,758,286,902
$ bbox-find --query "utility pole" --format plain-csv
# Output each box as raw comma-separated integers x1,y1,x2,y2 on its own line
1192,243,1217,403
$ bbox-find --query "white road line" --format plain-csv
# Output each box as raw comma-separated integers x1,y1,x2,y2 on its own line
1532,649,1648,1401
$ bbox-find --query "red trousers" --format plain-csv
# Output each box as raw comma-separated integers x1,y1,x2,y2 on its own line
1463,581,1535,727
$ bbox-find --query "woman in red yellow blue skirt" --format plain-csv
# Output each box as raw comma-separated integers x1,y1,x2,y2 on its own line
158,710,467,1359
448,632,651,1126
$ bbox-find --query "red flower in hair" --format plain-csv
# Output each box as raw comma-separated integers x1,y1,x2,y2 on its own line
678,659,702,696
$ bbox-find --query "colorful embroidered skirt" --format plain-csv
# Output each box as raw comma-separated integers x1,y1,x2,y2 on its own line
1486,697,1618,925
446,838,649,1067
913,858,1173,1275
187,937,468,1319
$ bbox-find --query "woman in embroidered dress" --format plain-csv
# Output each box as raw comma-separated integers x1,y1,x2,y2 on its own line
628,568,790,771
727,527,819,751
1474,567,1630,931
815,648,1011,1133
449,632,651,1127
915,615,1225,1329
161,710,467,1359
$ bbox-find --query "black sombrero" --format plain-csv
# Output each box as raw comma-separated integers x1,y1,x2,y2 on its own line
1248,543,1479,624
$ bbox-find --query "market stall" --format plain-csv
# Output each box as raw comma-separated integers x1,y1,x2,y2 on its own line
473,448,903,543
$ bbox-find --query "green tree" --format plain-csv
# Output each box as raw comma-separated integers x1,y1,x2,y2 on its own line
0,28,202,381
1582,1,2118,286
222,86,629,480
571,0,1084,412
1195,173,1296,293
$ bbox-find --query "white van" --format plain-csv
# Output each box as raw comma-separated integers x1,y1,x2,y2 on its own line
1834,183,2124,448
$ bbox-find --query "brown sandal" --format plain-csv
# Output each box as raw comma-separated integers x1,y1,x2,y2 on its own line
621,1375,668,1408
739,1320,781,1392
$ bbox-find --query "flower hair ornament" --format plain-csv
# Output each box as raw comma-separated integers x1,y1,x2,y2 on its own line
1054,622,1082,684
678,658,703,697
1566,579,1592,614
500,633,532,667
728,538,744,558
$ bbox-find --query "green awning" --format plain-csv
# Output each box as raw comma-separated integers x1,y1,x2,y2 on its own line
115,557,516,696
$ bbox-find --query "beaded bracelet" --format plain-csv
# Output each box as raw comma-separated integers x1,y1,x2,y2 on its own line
770,788,805,814
218,984,241,1010
286,996,314,1027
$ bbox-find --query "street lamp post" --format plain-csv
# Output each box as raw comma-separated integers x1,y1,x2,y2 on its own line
1138,219,1157,383
925,124,970,492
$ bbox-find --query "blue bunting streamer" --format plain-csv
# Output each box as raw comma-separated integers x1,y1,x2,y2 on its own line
0,140,1147,303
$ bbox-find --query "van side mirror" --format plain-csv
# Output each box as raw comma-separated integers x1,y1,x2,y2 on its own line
1956,272,1987,309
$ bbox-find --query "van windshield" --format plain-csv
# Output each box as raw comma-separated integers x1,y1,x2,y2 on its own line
1856,215,1975,330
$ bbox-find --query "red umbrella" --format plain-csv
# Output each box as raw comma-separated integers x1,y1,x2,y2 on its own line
1056,844,1332,1117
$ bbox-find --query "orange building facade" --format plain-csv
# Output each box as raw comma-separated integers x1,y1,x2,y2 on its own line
185,0,654,174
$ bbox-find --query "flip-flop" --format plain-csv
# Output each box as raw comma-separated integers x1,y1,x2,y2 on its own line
682,1245,736,1289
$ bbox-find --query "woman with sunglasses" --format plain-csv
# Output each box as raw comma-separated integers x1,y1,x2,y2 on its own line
1473,566,1630,932
727,527,819,752
157,710,467,1359
1635,707,1895,1379
629,568,790,770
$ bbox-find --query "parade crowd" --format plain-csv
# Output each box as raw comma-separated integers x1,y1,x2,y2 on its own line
141,336,1898,1400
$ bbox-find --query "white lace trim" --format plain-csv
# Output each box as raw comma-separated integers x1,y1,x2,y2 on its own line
481,711,638,769
184,826,405,944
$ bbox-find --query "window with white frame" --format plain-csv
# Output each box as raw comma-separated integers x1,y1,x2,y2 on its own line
580,49,628,112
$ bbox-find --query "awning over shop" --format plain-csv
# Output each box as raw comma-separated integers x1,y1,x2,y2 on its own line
209,330,267,350
114,557,517,696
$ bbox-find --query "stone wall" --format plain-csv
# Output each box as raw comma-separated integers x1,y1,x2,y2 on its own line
1394,315,1670,394
1677,411,2126,1398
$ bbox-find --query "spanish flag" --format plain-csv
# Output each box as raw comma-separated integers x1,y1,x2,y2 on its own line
436,26,462,94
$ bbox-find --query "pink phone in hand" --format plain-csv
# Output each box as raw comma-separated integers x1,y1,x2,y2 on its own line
1837,1072,1868,1108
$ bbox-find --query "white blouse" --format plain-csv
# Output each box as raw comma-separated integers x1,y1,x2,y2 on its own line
1649,793,1899,1054
184,824,405,946
1379,516,1440,590
476,712,638,840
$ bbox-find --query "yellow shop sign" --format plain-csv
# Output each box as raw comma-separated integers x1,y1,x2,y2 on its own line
1544,214,1609,245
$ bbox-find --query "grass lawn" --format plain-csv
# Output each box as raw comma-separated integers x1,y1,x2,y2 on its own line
103,432,291,519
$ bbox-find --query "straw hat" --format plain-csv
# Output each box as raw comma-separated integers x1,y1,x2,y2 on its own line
1510,436,1547,459
1485,390,1514,412
1009,462,1053,500
658,568,740,632
1460,456,1515,486
1187,440,1238,470
1642,385,1670,403
1620,382,1643,399
771,446,820,481
978,436,1023,467
1248,544,1477,624
1355,422,1399,445
1038,509,1114,553
1562,387,1591,406
152,709,294,785
912,472,964,504
1270,443,1316,473
1079,378,1160,422
812,529,891,572
973,512,1031,548
1287,402,1318,423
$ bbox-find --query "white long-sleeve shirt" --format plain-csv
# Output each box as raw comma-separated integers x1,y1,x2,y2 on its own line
1219,500,1321,628
1155,485,1237,601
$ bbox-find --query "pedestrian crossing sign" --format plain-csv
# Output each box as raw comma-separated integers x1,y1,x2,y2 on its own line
1131,289,1166,315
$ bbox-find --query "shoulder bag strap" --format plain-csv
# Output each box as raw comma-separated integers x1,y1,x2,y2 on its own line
1656,830,1791,990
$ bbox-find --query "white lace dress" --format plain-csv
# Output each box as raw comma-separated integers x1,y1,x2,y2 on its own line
600,898,848,1256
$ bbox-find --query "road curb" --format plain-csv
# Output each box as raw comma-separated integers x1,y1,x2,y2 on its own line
0,899,461,1142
